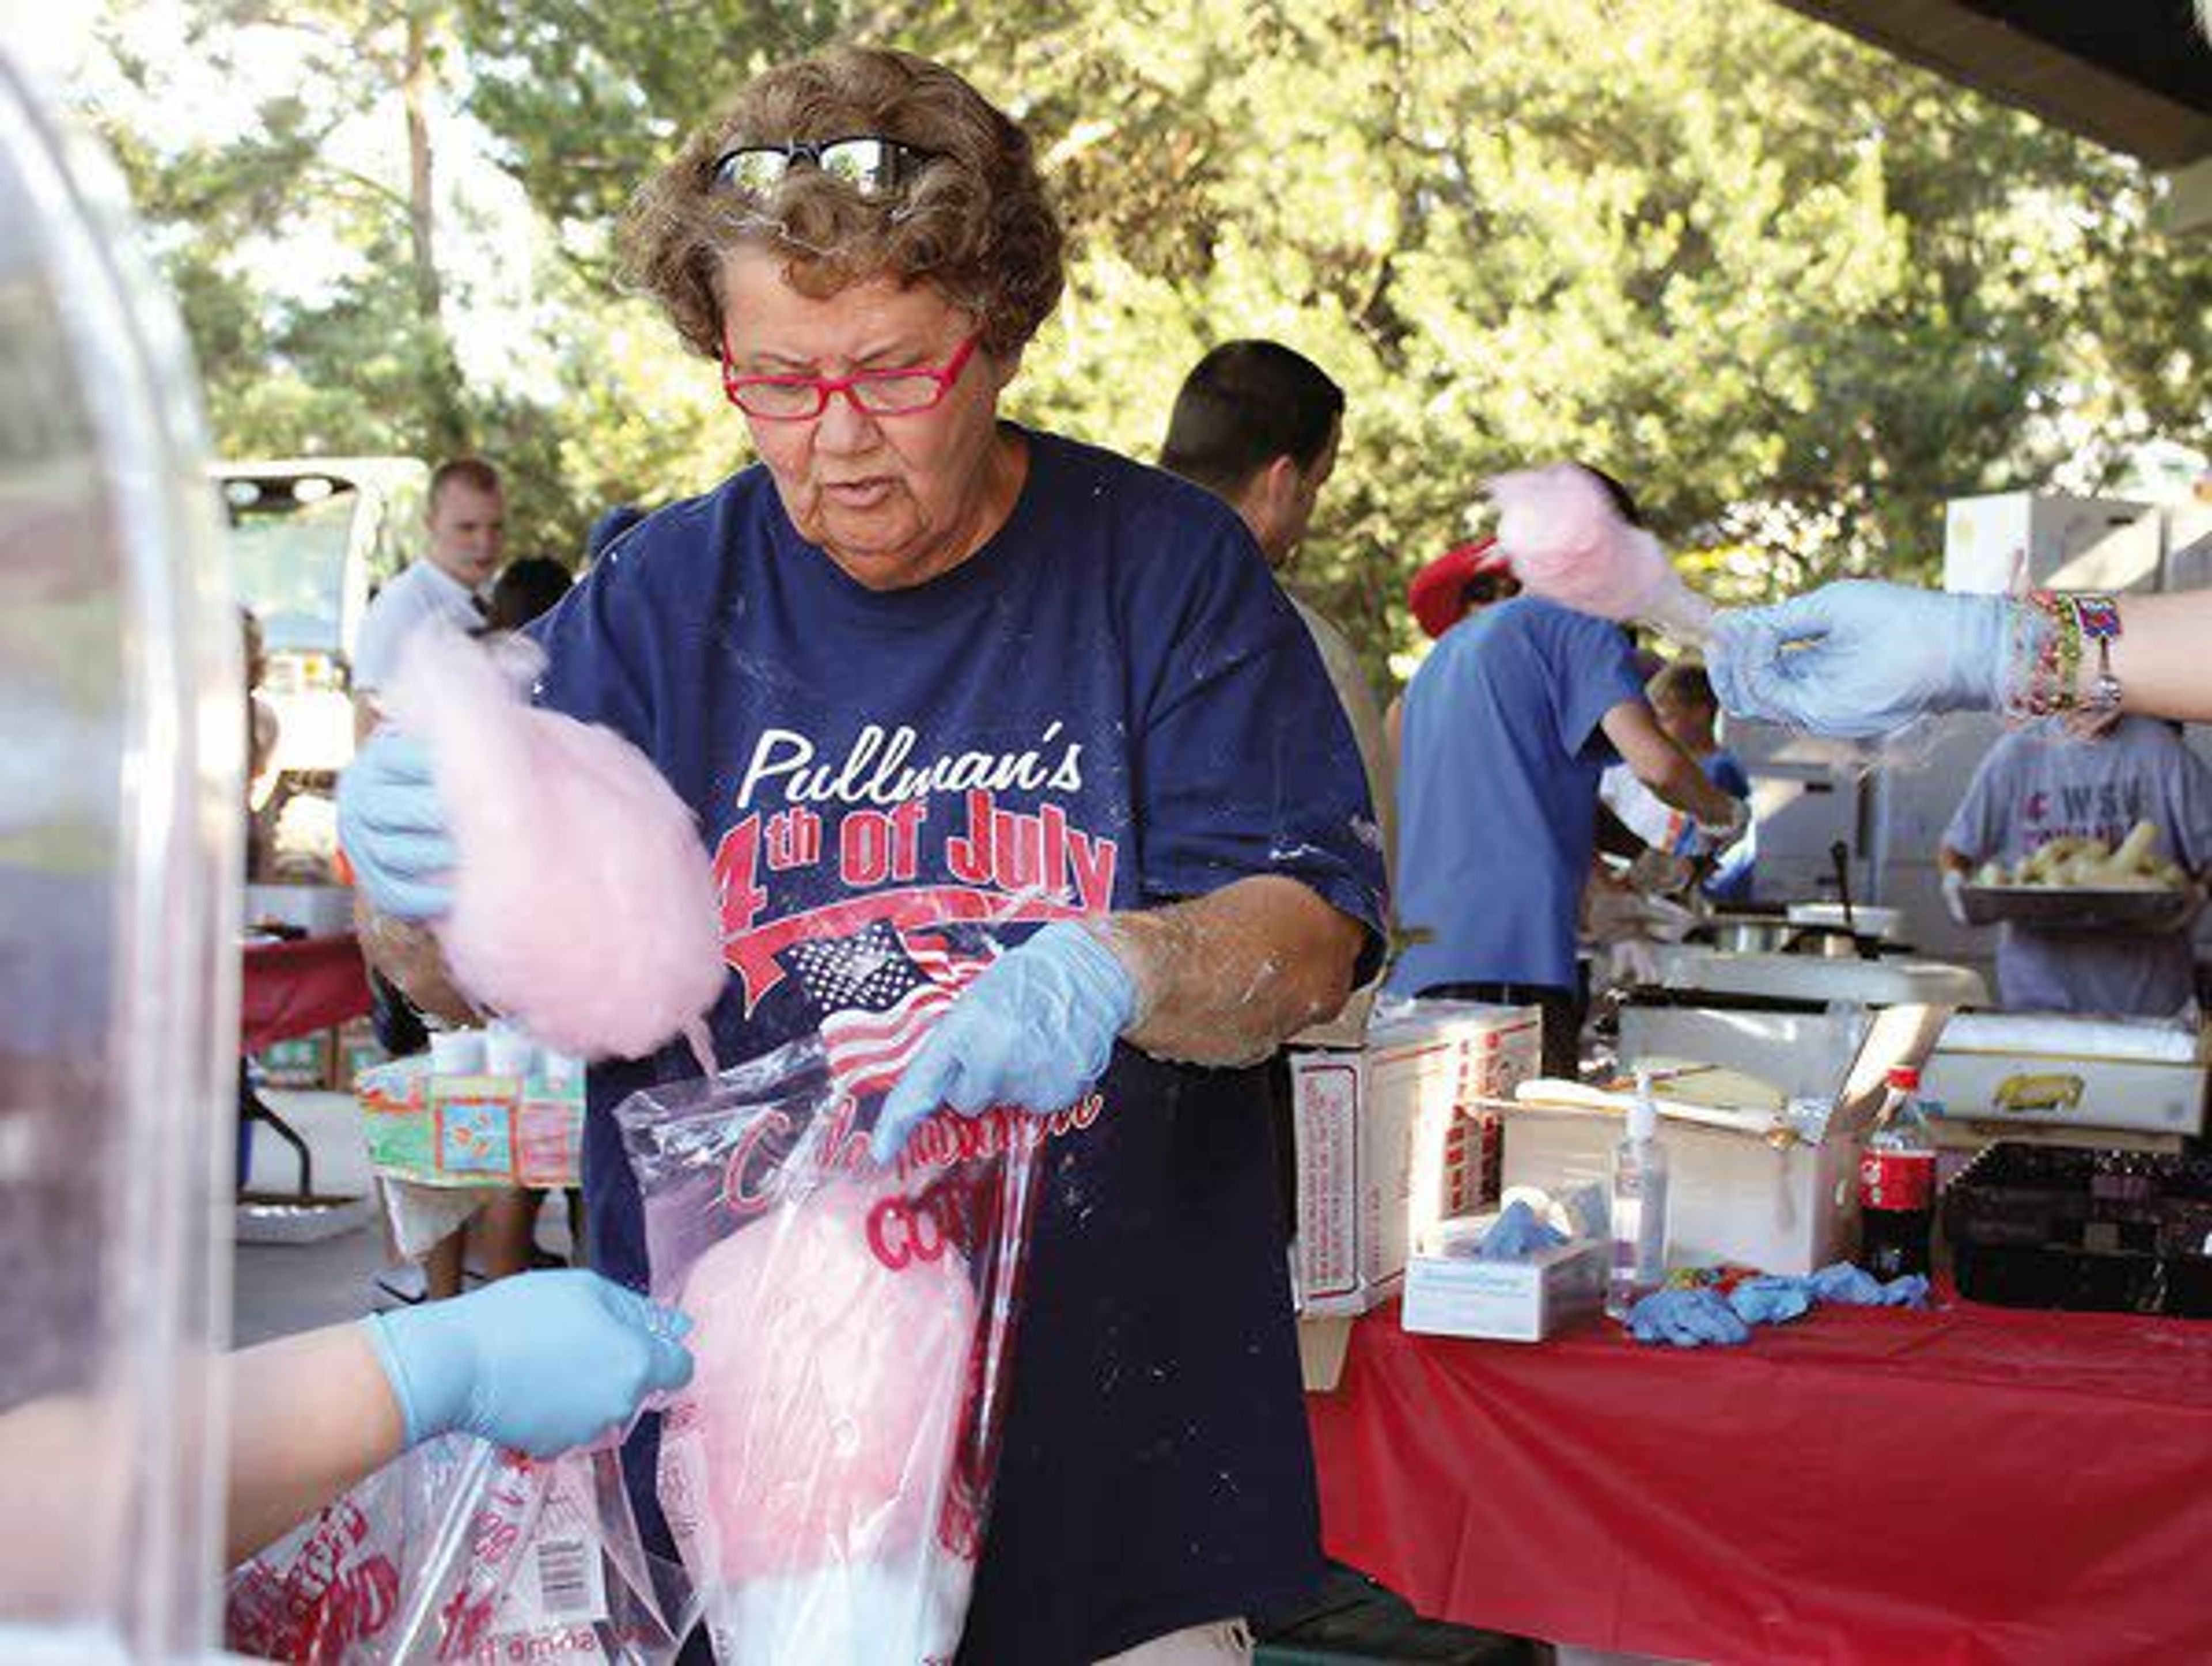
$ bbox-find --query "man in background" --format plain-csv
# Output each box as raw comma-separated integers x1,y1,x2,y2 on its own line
351,457,506,737
1161,340,1392,890
1388,470,1743,1077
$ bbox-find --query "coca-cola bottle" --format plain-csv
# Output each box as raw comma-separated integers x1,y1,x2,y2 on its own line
1858,1065,1937,1280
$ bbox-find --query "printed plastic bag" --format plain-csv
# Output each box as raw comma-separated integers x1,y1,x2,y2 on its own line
614,1034,1042,1666
225,1437,692,1664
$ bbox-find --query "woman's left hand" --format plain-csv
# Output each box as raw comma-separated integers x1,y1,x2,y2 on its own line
872,921,1135,1162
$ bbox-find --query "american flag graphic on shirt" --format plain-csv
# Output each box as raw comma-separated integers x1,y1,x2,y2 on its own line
779,918,986,1097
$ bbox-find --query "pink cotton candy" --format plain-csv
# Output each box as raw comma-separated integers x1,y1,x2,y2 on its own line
384,621,725,1062
667,1182,973,1582
1488,464,1715,641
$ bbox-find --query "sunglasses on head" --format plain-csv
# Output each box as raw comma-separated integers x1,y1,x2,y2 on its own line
709,136,938,200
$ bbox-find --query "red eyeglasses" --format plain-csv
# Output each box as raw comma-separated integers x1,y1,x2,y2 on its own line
719,331,983,421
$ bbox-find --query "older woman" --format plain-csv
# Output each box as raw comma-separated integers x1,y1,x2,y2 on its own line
341,45,1384,1666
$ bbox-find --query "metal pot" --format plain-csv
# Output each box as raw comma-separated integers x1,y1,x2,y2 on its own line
1710,917,1795,954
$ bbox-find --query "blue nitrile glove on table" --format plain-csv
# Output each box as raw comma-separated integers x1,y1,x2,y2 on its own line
1626,1287,1752,1348
1472,1199,1569,1261
365,1269,694,1458
336,730,455,920
1809,1262,1931,1308
1726,1275,1816,1327
1709,581,2016,741
873,921,1136,1162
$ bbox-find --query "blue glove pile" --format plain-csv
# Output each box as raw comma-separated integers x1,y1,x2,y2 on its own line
1470,1198,1569,1262
1624,1262,1930,1349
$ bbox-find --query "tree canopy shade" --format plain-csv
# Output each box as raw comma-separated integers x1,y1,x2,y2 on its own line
79,0,2211,686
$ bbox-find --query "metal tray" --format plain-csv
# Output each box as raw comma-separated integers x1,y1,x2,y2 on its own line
1958,884,2191,934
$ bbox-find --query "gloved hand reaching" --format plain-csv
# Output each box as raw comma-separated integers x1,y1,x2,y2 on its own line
872,921,1137,1163
1709,581,2017,741
1625,1286,1752,1348
365,1269,694,1457
337,729,456,920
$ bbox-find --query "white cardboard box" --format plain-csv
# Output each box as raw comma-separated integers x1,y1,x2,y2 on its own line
1919,1013,2208,1137
1501,1104,1861,1277
1291,1001,1543,1321
1402,1236,1607,1342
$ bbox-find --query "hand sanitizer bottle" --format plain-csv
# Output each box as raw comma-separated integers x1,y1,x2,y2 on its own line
1605,1071,1671,1320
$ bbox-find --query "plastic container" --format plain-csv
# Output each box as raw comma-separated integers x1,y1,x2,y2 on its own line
428,1025,487,1075
1943,1143,2212,1317
0,52,240,1653
1604,1072,1670,1320
482,1020,535,1079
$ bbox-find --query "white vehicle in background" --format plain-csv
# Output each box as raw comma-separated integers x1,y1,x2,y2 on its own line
216,455,426,901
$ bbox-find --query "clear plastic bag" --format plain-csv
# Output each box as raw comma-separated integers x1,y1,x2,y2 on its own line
613,1034,1043,1666
224,1437,692,1664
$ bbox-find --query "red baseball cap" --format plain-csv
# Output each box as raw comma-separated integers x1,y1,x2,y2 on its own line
1408,535,1510,640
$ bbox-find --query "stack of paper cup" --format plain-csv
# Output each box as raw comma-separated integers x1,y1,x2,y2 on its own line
427,1027,485,1075
484,1021,536,1079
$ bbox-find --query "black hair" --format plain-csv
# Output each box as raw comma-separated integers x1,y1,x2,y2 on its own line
484,557,575,631
1158,340,1344,498
1650,661,1718,712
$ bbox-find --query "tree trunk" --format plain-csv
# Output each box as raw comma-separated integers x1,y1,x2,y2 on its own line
403,4,467,456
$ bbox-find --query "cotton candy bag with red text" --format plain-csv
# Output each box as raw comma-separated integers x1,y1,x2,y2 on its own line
613,1034,1042,1666
224,1437,692,1664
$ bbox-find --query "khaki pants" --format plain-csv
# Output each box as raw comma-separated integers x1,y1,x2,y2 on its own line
1095,1619,1253,1665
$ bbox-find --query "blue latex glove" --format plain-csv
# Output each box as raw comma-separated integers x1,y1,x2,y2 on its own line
1809,1262,1931,1308
1626,1286,1753,1348
1709,581,2017,741
1726,1274,1815,1327
365,1269,694,1458
1473,1199,1569,1262
336,730,456,919
872,921,1136,1163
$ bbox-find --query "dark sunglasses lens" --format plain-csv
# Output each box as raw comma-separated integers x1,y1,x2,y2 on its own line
818,139,891,194
715,149,790,195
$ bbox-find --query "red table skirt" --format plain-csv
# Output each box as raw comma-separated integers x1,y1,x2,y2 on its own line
240,934,372,1055
1308,1296,2212,1663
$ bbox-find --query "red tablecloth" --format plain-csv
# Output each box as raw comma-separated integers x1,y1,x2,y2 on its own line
1309,1296,2212,1662
240,934,372,1054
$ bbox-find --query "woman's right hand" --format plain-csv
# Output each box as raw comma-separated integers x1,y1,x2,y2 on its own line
336,729,455,919
1709,580,2017,740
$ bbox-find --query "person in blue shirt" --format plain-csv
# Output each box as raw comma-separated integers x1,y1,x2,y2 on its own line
1389,478,1743,1079
339,46,1382,1666
1649,661,1754,903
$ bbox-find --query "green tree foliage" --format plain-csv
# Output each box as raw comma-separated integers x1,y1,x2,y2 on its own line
78,0,2211,686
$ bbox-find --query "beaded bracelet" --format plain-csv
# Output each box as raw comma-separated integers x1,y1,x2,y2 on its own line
2009,590,2123,722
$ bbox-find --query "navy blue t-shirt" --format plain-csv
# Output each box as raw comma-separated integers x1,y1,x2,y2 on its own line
531,427,1385,1663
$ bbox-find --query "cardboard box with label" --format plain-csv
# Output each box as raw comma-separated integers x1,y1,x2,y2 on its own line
1402,1231,1608,1343
1290,1001,1541,1385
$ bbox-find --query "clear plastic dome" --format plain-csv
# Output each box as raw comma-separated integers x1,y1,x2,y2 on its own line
0,49,240,1659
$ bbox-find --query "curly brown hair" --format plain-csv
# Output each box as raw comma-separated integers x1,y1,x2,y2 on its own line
618,47,1064,363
